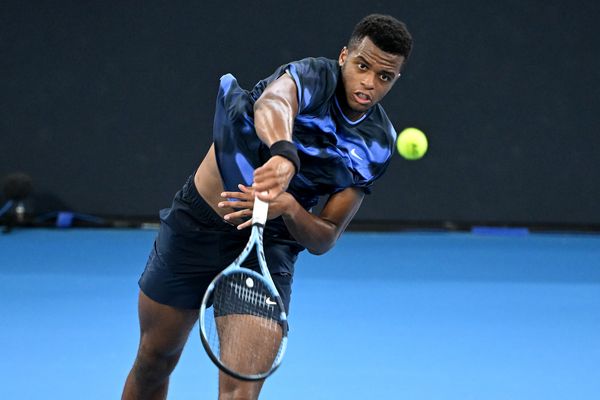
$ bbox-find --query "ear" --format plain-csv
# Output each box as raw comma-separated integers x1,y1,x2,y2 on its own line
338,46,348,67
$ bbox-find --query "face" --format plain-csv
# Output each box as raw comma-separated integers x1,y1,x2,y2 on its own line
338,36,405,121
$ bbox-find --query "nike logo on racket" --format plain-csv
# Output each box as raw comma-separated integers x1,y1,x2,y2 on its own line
265,297,277,306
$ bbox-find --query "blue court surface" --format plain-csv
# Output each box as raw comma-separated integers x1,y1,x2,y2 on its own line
1,228,599,399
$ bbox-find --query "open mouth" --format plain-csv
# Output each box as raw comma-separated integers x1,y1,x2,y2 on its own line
353,92,371,105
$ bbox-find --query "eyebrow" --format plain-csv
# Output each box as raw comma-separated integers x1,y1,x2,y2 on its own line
354,55,397,78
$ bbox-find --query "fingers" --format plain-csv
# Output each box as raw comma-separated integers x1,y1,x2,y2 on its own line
220,185,255,230
222,208,253,230
251,187,281,202
252,156,295,199
219,186,255,209
237,184,254,194
251,175,281,191
253,188,280,202
235,219,253,230
218,198,253,209
220,182,287,228
223,208,252,222
220,188,252,200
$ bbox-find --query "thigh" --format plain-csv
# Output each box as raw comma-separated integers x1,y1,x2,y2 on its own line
139,246,222,310
137,290,199,355
139,176,250,309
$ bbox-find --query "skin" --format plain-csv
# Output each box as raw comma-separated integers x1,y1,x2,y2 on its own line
337,36,404,120
122,36,405,400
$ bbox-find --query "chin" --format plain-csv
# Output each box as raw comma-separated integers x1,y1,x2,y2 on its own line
339,94,370,119
351,103,371,114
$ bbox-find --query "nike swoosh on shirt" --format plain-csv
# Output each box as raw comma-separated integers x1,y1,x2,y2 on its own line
350,148,363,160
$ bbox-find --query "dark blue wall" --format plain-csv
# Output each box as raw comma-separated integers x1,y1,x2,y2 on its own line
2,1,599,227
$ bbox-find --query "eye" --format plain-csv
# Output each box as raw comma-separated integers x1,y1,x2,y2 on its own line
380,74,392,82
358,63,368,71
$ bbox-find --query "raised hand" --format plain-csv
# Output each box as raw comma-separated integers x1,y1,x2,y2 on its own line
251,156,295,202
219,184,294,230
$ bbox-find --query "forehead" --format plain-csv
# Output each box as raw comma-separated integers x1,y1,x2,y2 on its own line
348,36,405,73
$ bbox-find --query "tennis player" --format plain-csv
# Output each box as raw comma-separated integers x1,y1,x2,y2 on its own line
122,14,412,400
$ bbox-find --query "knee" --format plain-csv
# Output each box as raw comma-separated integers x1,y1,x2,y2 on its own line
219,391,259,400
219,377,262,400
132,344,182,383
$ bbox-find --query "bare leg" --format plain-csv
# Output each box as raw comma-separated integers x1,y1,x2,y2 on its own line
216,314,283,400
122,291,199,400
218,371,265,400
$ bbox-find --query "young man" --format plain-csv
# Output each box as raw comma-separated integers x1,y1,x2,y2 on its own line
122,14,412,400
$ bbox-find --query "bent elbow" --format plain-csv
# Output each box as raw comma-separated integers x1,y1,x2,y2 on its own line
307,241,335,256
305,226,342,255
307,248,326,256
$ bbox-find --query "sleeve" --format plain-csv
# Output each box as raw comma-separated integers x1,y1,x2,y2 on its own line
284,58,338,115
354,158,392,195
351,110,398,195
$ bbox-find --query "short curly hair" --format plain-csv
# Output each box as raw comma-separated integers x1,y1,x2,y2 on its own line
348,14,413,59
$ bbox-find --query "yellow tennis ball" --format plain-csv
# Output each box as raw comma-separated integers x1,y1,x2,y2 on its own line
396,127,428,160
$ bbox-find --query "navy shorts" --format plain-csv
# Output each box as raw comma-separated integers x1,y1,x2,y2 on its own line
139,175,302,312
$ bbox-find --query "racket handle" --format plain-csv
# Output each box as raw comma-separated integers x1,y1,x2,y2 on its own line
253,196,269,226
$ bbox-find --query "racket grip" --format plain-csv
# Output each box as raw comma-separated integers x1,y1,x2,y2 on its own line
253,196,269,226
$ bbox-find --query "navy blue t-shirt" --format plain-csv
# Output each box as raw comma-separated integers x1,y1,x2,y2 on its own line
213,57,397,211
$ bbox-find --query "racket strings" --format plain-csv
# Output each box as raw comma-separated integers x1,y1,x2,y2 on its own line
205,271,285,377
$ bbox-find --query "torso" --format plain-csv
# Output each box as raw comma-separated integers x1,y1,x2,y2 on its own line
213,57,397,211
194,144,232,219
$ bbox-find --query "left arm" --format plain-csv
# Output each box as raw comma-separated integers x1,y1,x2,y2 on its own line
282,187,365,254
219,185,365,255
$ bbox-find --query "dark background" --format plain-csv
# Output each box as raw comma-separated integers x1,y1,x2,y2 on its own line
2,0,599,229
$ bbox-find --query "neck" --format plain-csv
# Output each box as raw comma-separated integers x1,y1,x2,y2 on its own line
335,83,364,122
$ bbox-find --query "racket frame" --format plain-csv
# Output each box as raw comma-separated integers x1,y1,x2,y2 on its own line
199,197,289,381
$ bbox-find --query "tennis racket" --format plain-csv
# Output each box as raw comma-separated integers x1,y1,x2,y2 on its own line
199,196,288,381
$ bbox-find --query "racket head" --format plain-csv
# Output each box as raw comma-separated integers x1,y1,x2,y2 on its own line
199,267,288,381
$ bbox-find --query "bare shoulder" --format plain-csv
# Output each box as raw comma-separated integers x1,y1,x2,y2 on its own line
257,72,299,106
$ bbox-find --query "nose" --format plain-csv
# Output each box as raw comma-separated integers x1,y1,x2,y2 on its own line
361,72,375,89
